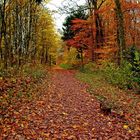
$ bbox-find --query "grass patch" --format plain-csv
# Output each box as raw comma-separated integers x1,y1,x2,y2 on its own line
60,63,73,70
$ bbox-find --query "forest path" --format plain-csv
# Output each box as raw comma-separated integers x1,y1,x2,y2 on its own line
41,69,135,139
2,69,138,139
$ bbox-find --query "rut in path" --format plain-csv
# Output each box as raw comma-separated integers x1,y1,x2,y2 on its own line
2,69,139,139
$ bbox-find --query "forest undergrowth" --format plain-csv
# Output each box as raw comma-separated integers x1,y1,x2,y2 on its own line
75,62,140,132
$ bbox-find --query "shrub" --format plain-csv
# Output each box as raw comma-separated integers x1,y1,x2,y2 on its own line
131,50,140,85
23,64,46,79
0,67,18,78
84,62,97,71
102,61,135,89
125,46,140,86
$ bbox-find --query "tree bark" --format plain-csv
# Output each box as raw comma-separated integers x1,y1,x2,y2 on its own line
114,0,126,65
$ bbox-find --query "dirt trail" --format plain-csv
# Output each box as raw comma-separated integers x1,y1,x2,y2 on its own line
1,69,139,139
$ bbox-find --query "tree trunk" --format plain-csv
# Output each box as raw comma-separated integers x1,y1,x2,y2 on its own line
114,0,126,65
87,0,105,61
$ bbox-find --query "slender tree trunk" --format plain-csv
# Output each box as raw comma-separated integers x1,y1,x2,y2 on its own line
49,55,52,67
3,0,8,68
0,0,7,68
45,47,49,63
94,13,104,47
80,48,84,69
114,0,126,65
87,0,105,61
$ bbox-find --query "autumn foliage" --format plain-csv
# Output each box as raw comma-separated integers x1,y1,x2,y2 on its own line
63,0,140,64
0,0,61,69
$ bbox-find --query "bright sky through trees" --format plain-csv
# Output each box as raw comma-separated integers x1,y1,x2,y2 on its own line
47,0,64,29
47,0,85,29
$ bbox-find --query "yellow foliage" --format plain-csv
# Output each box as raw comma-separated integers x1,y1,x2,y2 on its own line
62,47,78,65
